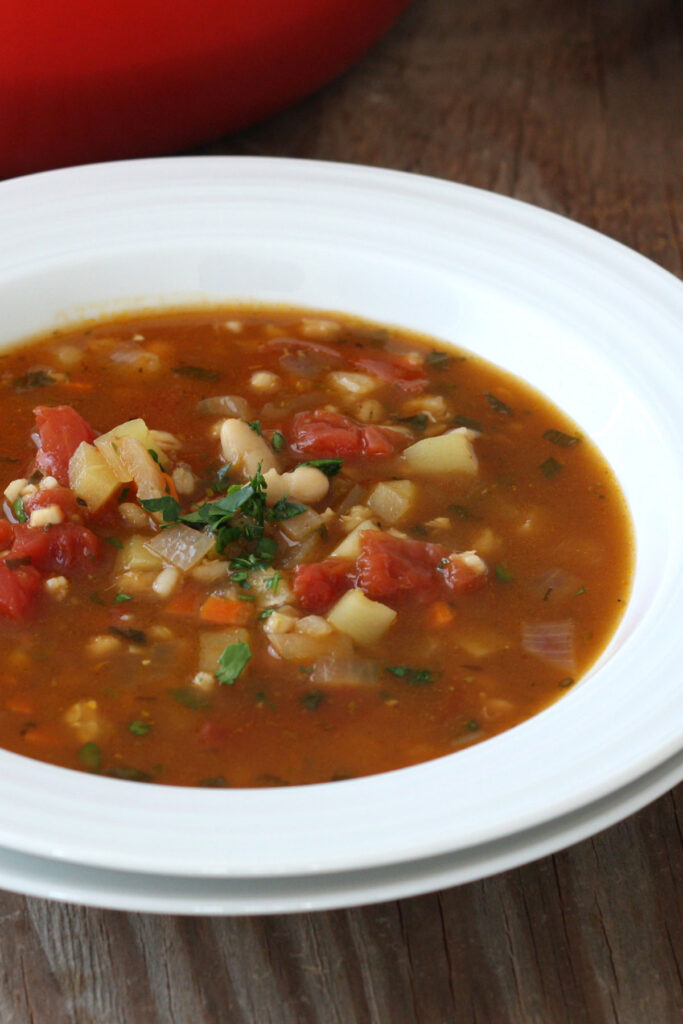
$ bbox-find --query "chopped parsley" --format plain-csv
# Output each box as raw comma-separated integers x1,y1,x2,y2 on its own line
272,431,286,452
108,626,147,644
297,458,343,477
13,369,57,391
147,448,161,465
169,687,211,710
247,420,262,435
129,719,152,736
426,350,452,368
540,456,562,478
494,563,514,583
265,570,281,594
78,742,101,770
172,364,220,381
385,665,434,686
300,690,325,711
259,607,276,619
453,414,483,432
105,536,124,549
216,641,251,685
484,392,513,415
114,593,132,604
465,719,480,731
543,429,580,447
11,497,27,523
396,413,429,432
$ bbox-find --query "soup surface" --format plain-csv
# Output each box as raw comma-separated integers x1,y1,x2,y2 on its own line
0,307,632,786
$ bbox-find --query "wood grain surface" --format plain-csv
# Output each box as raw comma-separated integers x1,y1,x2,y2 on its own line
1,0,681,1021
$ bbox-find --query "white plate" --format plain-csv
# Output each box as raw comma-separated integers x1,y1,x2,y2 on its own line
0,749,679,915
0,158,680,886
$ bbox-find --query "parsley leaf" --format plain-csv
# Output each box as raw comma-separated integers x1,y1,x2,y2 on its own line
297,458,343,477
272,431,286,451
12,496,27,523
385,665,434,686
216,641,251,685
247,420,262,435
267,497,307,522
139,495,180,522
484,392,513,415
172,364,220,381
543,429,580,447
78,742,101,770
129,719,152,736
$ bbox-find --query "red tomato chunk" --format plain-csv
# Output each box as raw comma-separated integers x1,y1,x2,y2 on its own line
33,405,97,486
9,522,103,575
293,558,355,614
0,562,42,620
356,531,447,604
289,410,402,459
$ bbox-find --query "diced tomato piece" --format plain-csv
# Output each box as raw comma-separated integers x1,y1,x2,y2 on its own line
9,522,103,575
289,410,403,460
33,405,97,486
293,558,355,614
23,486,83,522
0,521,13,549
0,562,42,620
350,351,427,393
440,553,488,594
356,531,447,604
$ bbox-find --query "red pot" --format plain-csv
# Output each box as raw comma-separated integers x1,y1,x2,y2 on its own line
1,0,409,179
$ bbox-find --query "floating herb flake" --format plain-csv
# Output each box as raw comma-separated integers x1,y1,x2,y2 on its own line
272,431,286,452
14,369,57,391
78,742,101,770
426,350,452,368
11,497,27,523
297,458,343,477
114,593,132,604
453,415,483,432
494,563,514,583
172,364,220,382
540,457,562,478
484,392,513,414
300,690,325,711
385,665,434,686
129,719,152,736
216,641,251,685
543,429,580,447
169,687,211,710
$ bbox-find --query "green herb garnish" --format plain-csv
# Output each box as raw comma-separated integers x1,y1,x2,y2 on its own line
78,742,101,770
484,392,513,414
197,776,230,788
139,495,180,522
129,719,152,736
465,719,480,731
268,497,307,522
300,690,324,710
453,415,483,432
172,364,220,381
105,536,124,549
114,593,132,604
426,350,452,368
558,677,575,689
396,413,429,432
385,665,434,686
14,369,57,391
540,457,562,478
265,570,281,594
494,563,514,583
11,497,27,523
169,687,211,710
216,641,251,685
247,420,262,435
108,626,147,644
147,448,161,465
543,429,580,447
259,607,276,619
272,431,286,452
297,458,343,477
573,586,586,596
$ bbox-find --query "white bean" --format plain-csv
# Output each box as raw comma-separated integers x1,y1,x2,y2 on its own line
262,465,329,506
220,418,279,477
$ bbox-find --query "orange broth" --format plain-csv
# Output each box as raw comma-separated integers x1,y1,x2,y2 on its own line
0,307,633,786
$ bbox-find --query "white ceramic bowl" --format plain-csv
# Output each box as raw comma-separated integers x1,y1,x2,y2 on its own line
0,158,680,890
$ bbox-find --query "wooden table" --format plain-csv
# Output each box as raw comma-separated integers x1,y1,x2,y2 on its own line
1,1,681,1020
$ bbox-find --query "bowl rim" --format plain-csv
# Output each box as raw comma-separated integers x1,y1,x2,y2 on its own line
0,156,680,879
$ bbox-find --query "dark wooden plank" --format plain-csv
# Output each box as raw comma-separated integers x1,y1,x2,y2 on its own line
0,0,680,1021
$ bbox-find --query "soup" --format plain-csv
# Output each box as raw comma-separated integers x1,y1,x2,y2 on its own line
0,307,633,786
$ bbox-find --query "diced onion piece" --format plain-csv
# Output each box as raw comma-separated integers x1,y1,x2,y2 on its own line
327,589,397,646
94,418,154,481
330,518,379,559
145,523,216,571
400,428,478,475
311,656,379,687
116,437,169,500
522,620,576,671
367,480,417,525
279,507,329,543
69,441,121,511
199,628,250,674
197,394,252,419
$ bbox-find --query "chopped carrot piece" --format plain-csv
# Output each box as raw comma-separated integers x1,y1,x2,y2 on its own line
199,596,252,626
427,601,454,628
63,380,95,392
22,726,58,747
161,473,178,501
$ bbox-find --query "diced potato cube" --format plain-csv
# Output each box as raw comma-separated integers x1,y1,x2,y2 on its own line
400,428,478,475
69,442,121,511
199,628,250,673
367,480,416,525
327,589,397,646
330,518,380,559
116,535,163,573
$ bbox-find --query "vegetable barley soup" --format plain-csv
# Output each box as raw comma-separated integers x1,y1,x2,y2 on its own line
0,307,633,786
